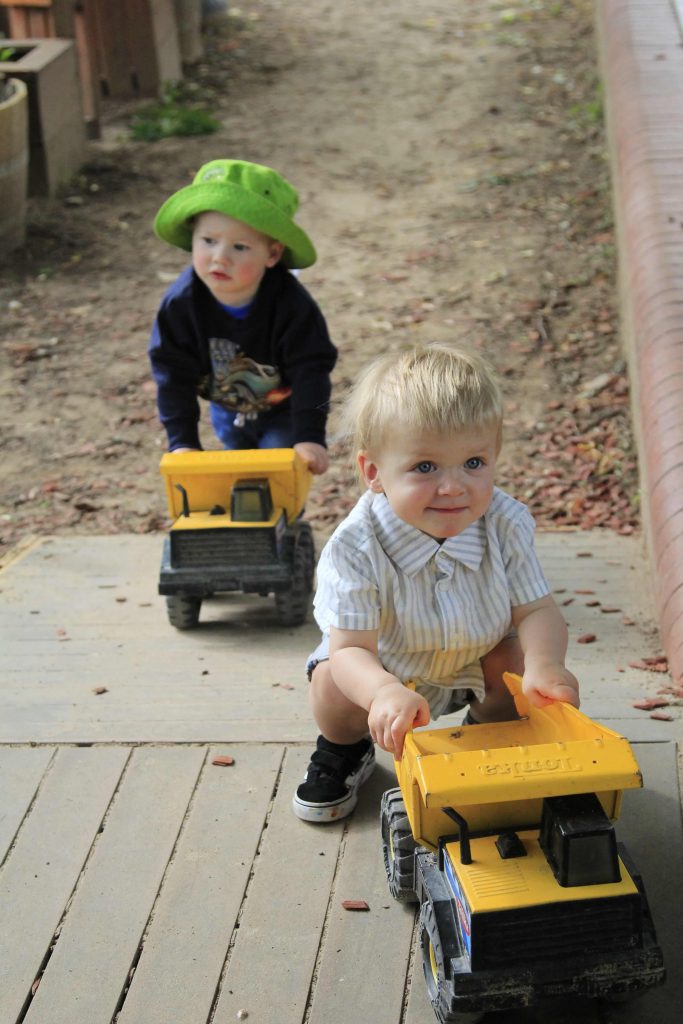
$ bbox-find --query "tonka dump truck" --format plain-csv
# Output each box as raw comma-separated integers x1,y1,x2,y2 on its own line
158,449,314,629
381,673,665,1023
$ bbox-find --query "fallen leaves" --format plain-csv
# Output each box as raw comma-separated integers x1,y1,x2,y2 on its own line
632,698,669,711
633,656,669,672
630,655,678,718
576,633,596,644
341,900,370,911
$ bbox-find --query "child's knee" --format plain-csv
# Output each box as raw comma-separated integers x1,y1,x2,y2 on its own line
310,658,333,695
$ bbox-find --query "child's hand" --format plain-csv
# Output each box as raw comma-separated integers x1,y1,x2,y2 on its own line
522,661,580,709
368,682,430,759
294,441,329,475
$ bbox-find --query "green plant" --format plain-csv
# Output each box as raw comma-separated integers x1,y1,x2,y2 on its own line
129,80,220,142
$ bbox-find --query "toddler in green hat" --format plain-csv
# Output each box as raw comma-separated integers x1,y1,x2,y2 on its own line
149,159,336,473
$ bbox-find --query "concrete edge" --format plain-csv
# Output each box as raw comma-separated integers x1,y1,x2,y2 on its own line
596,0,683,684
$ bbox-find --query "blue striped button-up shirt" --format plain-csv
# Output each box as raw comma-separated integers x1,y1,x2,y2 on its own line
313,487,550,713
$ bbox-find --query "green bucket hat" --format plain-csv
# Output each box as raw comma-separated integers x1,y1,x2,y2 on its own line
154,159,317,269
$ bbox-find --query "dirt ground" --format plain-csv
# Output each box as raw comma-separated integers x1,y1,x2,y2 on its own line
0,0,637,561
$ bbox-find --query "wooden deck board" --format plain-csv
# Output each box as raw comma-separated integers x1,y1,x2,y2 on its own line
0,746,54,863
0,534,671,744
210,747,345,1024
0,747,130,1024
23,746,206,1024
306,751,416,1024
1,534,681,1022
116,745,283,1024
0,740,678,1024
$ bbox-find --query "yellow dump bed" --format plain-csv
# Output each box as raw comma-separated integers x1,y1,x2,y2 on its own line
397,673,642,851
160,449,311,524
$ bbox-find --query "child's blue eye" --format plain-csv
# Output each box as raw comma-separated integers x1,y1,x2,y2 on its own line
234,243,249,252
414,461,436,474
465,457,484,470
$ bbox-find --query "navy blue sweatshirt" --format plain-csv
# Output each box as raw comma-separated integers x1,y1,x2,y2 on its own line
149,263,337,451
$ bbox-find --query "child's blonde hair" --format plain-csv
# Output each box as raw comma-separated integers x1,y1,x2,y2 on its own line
342,343,503,455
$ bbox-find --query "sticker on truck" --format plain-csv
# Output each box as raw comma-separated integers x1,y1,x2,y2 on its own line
444,851,472,957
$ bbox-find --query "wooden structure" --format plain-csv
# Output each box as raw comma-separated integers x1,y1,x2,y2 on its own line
0,37,86,194
0,531,679,1023
0,0,185,137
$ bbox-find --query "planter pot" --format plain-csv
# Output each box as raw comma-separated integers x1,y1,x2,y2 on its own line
0,39,86,196
0,76,29,253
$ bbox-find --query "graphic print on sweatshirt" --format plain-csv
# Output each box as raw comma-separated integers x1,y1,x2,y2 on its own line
200,338,293,413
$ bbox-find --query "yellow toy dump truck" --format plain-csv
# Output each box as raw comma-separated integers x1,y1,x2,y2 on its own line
158,449,314,629
381,673,665,1022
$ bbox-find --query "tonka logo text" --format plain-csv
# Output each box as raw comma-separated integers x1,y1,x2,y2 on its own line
478,757,582,776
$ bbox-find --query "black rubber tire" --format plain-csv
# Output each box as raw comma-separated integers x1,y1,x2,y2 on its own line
166,594,202,629
380,788,418,902
274,524,315,627
420,899,484,1024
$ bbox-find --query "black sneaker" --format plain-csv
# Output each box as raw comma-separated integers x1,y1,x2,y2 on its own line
292,735,375,822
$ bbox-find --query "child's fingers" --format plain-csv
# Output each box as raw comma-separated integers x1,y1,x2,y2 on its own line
553,683,580,708
526,682,580,709
414,703,431,728
390,704,430,759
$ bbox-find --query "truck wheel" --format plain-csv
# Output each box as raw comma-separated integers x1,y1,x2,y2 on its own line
274,525,314,627
166,594,201,629
420,899,484,1024
380,788,418,902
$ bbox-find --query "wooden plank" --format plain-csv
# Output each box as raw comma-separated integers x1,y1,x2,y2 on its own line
306,748,416,1024
116,745,283,1024
0,746,130,1024
89,0,129,97
0,534,666,745
211,747,344,1024
121,0,158,95
0,746,54,863
23,746,206,1024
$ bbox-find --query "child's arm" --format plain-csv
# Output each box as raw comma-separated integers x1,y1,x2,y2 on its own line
329,626,430,757
511,595,580,708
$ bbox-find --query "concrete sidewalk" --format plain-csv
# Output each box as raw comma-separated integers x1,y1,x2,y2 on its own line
0,533,681,1024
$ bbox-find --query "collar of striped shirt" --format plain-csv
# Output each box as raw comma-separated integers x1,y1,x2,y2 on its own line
370,493,485,576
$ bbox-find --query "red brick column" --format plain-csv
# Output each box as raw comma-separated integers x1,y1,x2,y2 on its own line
596,0,683,683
